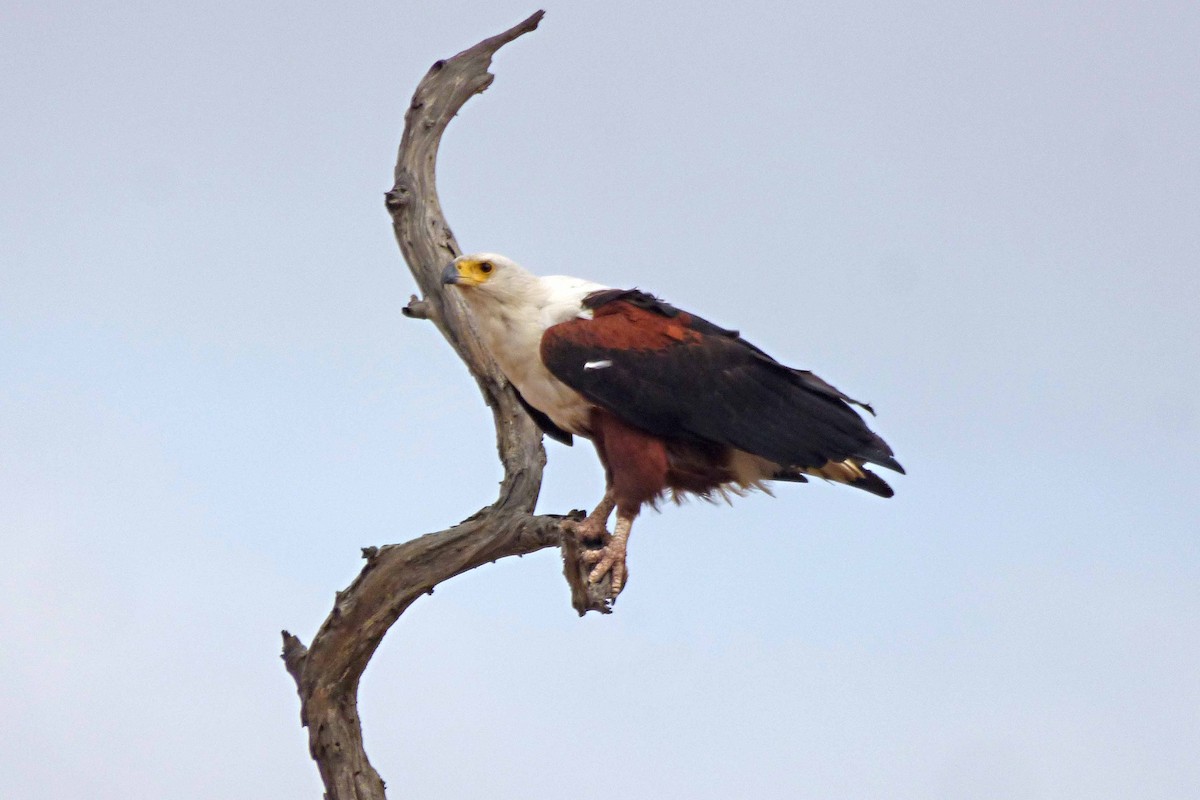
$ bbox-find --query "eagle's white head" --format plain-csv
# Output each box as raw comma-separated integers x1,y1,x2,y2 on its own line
442,252,609,334
440,252,541,310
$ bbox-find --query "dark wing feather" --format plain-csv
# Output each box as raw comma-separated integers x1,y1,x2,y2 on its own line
583,292,878,416
541,291,902,477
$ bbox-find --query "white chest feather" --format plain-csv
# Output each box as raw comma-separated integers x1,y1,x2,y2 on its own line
466,275,605,436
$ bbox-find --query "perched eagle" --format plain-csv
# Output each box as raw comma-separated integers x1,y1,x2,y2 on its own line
443,253,903,597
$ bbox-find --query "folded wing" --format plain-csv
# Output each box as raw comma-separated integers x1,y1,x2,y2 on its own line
540,290,903,486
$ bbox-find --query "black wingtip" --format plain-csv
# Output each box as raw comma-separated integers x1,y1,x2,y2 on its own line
544,428,574,446
854,469,895,498
513,386,574,446
853,447,905,475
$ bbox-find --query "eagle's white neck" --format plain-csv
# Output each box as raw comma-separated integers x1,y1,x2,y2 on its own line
459,269,607,435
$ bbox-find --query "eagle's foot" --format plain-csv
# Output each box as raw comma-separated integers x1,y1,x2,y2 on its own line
569,490,615,546
581,515,632,597
570,514,611,548
559,513,617,615
559,494,629,610
581,539,627,595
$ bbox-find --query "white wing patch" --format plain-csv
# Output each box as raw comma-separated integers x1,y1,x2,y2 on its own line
584,359,612,371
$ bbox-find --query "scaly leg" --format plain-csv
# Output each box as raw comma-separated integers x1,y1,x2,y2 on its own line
581,513,633,596
573,489,614,544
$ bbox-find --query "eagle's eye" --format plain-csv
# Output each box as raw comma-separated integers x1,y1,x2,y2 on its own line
480,261,494,274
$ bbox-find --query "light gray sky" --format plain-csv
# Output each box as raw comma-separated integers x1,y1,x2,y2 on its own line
2,2,1198,798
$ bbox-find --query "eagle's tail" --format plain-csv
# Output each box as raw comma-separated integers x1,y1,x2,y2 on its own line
774,459,895,498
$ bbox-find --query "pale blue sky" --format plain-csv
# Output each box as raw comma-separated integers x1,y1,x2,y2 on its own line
2,2,1198,798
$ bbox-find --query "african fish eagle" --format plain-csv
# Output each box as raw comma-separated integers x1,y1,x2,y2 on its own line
442,253,903,597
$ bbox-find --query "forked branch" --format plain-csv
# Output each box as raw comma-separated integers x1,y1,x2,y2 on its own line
281,11,611,800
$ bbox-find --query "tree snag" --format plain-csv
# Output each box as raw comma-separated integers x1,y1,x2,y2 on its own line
282,11,615,799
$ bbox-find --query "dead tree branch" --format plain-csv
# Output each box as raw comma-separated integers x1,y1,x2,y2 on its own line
282,11,613,799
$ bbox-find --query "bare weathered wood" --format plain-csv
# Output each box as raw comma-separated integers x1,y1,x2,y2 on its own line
385,11,551,509
281,513,567,800
283,12,613,800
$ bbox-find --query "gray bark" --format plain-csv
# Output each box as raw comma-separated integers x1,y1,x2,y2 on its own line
281,11,613,799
